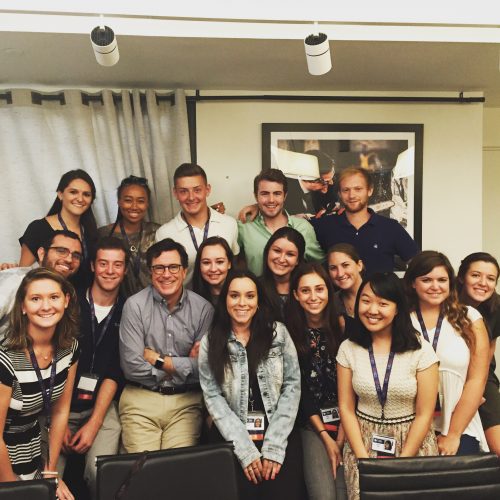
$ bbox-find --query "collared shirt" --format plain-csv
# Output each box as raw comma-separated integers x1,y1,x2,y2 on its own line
155,209,240,285
119,285,214,388
71,290,125,412
238,211,325,276
311,209,418,274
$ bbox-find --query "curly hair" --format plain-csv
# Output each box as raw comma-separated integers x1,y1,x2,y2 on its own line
5,268,79,351
404,251,474,348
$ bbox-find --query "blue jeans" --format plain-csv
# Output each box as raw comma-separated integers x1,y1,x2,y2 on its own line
456,434,480,455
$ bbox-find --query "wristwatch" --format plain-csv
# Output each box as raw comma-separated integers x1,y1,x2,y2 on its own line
154,356,165,370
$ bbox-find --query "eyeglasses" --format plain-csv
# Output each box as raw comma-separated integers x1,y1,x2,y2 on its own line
151,264,183,275
48,246,83,262
121,175,148,186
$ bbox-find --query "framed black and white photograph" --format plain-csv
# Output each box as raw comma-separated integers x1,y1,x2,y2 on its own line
262,123,423,246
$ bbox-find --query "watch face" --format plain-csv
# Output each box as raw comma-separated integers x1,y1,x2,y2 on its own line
155,357,164,369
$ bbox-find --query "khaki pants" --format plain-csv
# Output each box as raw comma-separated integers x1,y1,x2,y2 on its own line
119,385,203,453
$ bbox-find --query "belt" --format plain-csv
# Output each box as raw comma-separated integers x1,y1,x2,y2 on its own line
127,380,201,395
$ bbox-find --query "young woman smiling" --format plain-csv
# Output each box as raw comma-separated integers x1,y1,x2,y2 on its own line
337,272,439,500
260,227,305,322
198,270,305,500
98,175,160,297
457,252,500,455
0,268,79,500
328,243,364,334
19,170,98,288
405,250,490,455
286,263,346,500
192,236,234,306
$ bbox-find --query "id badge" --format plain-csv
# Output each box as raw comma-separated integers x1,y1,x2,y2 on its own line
77,373,99,401
320,406,340,433
371,434,396,458
247,411,265,441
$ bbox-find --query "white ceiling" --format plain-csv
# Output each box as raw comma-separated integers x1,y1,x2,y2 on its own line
1,4,500,106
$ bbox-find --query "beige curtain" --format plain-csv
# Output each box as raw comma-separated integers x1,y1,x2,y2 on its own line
0,88,190,261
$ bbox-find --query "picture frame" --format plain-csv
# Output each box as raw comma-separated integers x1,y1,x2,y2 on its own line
262,123,423,247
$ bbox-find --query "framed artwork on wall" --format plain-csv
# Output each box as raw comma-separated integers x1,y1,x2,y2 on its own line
262,123,423,247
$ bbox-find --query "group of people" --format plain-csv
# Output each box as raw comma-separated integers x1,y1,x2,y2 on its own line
0,162,498,500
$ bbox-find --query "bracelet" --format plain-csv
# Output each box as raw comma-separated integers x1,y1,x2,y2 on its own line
41,471,59,477
319,429,328,434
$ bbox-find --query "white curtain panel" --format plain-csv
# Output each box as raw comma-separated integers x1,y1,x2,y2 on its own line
0,88,190,261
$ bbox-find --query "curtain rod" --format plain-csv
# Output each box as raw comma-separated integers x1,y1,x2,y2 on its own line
187,91,484,104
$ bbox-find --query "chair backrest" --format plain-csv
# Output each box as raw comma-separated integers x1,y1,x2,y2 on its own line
358,453,500,499
0,478,56,499
96,442,239,500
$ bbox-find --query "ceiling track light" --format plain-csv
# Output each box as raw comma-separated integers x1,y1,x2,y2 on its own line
304,25,332,76
90,18,119,66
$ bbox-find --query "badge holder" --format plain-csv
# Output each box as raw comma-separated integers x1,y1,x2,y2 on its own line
371,434,396,458
247,412,266,441
77,373,99,401
320,406,340,435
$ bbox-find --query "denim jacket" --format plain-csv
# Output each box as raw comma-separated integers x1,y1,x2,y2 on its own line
199,322,301,468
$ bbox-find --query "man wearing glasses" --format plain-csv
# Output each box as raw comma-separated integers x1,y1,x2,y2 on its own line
119,238,214,453
0,230,82,339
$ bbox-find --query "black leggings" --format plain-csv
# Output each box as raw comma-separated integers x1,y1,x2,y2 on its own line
208,424,307,500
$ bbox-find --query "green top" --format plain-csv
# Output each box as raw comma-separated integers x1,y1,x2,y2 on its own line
237,212,325,276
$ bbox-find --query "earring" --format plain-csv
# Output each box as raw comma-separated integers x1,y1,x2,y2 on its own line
22,311,26,315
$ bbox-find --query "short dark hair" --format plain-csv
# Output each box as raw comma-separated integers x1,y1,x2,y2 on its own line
305,150,335,176
93,236,130,266
337,167,373,191
173,163,208,185
349,272,421,353
253,169,288,195
41,230,82,258
146,238,189,269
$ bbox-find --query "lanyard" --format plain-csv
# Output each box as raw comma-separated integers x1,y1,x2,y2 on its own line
415,308,444,352
88,289,117,373
183,212,210,252
368,346,395,420
58,212,87,260
119,220,142,278
28,348,56,428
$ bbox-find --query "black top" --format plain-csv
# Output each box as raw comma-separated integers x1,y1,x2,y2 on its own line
484,306,500,381
299,328,338,431
71,290,125,412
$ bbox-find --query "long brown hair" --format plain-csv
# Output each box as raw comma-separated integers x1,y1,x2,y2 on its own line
5,268,79,351
404,250,474,348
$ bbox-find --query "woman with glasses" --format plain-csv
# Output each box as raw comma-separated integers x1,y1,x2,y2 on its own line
457,252,500,455
192,237,234,306
0,268,79,500
199,270,306,500
286,262,346,500
337,272,439,500
260,227,305,322
98,175,160,297
18,170,98,288
328,244,364,334
404,251,490,455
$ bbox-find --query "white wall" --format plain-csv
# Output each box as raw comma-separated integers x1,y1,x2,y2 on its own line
196,93,484,269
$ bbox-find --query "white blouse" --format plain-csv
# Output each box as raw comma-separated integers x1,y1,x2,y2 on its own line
411,306,488,451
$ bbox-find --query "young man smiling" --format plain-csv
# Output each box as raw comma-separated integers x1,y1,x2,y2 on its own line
58,236,128,499
238,169,324,276
119,238,214,453
155,163,239,285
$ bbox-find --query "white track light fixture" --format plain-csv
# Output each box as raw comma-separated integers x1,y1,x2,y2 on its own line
90,25,119,66
304,31,332,76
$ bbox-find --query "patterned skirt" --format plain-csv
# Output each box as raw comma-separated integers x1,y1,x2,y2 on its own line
343,417,438,500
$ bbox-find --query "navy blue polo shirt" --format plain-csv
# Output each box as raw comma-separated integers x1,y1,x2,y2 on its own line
311,209,419,274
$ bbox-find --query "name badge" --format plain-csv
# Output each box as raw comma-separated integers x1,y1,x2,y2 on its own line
77,373,99,401
320,406,340,433
247,411,265,441
371,433,396,457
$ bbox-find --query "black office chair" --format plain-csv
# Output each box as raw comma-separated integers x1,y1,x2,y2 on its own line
358,453,500,499
0,478,56,499
96,442,239,500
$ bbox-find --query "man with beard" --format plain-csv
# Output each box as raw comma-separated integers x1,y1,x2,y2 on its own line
238,169,324,276
311,167,418,274
0,230,82,339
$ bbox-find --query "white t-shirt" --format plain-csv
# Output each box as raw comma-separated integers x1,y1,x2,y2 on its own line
411,306,488,451
155,209,239,285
